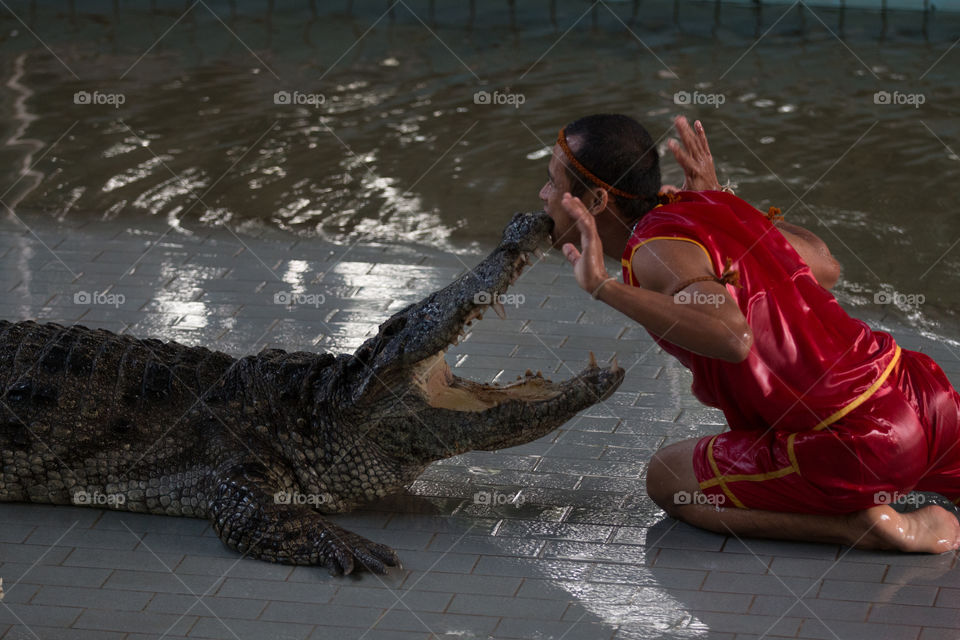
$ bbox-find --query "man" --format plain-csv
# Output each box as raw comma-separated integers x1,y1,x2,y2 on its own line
540,113,960,553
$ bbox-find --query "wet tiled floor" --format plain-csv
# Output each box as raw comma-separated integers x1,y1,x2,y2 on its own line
0,214,958,639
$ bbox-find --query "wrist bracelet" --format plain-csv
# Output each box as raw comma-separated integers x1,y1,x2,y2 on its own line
591,276,616,300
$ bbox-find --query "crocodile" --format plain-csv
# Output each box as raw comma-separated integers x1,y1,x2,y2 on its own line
0,211,624,575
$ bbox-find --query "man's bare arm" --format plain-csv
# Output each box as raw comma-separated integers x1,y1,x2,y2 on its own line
774,220,841,290
558,193,752,363
597,239,754,363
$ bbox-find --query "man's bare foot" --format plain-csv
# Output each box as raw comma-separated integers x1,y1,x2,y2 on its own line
855,505,960,553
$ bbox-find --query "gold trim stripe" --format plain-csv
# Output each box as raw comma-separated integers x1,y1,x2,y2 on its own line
697,344,902,508
622,236,715,288
704,435,748,509
811,345,901,432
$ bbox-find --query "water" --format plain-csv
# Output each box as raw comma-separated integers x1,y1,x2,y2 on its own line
0,0,959,338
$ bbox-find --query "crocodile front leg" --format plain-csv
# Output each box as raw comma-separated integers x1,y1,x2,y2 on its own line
206,458,400,575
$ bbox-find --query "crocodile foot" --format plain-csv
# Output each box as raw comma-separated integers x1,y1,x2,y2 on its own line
321,524,401,576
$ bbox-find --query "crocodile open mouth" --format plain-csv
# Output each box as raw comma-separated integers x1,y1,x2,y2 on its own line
411,248,620,412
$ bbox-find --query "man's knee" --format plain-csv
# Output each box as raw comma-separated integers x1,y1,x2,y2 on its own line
647,439,701,518
646,449,678,514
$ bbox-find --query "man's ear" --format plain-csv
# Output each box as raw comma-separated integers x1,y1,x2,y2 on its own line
589,189,609,215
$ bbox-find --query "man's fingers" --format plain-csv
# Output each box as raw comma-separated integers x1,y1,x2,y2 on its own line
561,192,589,218
562,192,597,234
562,242,581,264
674,115,702,157
695,120,712,157
669,139,697,177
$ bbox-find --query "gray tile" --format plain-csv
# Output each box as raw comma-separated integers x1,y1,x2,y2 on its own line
687,611,803,636
591,564,706,590
0,525,35,544
330,585,452,612
71,609,197,636
372,610,500,636
2,627,127,640
819,578,938,606
0,584,39,605
884,563,960,587
543,541,653,565
103,569,225,594
868,603,960,627
63,547,185,571
0,604,83,628
472,556,594,580
174,554,294,580
494,520,614,544
136,532,235,557
767,556,887,582
215,577,338,603
935,587,960,607
356,548,477,574
405,572,522,596
517,579,636,603
701,572,820,596
28,523,140,557
0,564,111,589
920,628,960,640
31,585,155,611
188,617,313,640
448,593,568,619
654,548,771,574
494,618,617,640
146,593,268,620
315,629,430,640
796,619,921,640
748,594,870,621
0,543,73,566
0,505,100,528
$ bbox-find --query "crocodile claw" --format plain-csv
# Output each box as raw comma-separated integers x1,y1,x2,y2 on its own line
322,526,401,576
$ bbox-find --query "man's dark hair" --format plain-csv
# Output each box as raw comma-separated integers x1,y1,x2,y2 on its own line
562,113,661,221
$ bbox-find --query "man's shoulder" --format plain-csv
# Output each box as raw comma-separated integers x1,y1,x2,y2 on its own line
634,192,767,243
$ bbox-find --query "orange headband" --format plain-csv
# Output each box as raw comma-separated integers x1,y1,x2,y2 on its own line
556,127,639,200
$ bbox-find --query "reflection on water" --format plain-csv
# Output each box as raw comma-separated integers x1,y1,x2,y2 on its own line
0,0,959,336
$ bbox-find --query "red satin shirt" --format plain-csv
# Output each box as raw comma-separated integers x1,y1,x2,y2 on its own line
620,190,900,433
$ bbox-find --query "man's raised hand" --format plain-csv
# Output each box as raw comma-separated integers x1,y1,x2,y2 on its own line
560,192,611,294
668,115,722,192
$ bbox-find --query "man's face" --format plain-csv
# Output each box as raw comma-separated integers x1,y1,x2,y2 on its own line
539,145,579,249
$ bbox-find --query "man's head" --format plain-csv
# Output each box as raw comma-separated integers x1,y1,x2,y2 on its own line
539,113,661,248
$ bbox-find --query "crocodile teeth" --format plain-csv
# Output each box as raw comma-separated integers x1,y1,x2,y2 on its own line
534,248,545,260
610,356,618,371
589,351,597,368
492,300,507,320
